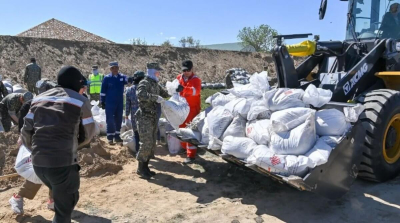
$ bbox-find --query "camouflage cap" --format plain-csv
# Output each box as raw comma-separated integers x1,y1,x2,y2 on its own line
134,70,145,78
23,92,34,101
146,62,163,71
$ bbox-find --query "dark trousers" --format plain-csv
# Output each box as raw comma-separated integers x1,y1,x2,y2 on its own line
134,130,140,152
33,165,80,223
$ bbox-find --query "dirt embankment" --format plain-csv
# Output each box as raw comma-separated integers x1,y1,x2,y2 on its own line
0,36,280,84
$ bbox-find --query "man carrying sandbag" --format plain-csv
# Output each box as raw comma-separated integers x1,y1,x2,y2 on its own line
177,60,202,164
21,66,95,223
136,62,169,179
0,92,33,132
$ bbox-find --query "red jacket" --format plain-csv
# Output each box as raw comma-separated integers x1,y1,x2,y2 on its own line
177,73,202,127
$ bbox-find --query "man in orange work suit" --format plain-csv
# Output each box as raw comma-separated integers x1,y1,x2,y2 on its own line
177,60,202,164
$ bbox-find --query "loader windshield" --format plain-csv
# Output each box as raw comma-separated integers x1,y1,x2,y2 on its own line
346,0,400,40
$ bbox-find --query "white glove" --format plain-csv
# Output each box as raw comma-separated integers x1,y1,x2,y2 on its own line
156,96,164,103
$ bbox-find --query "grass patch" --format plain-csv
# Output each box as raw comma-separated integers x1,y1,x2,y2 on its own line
200,88,221,111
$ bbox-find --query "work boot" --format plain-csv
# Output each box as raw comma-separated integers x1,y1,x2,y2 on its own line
9,194,23,214
47,199,54,211
145,161,156,176
183,157,195,164
114,135,123,144
136,162,151,179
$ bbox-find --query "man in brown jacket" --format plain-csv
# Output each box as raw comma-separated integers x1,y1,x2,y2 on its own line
21,66,95,223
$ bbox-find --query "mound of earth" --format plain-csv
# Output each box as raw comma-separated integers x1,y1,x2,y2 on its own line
0,129,132,190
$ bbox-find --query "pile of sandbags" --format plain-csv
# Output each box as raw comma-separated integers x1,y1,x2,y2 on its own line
179,79,365,177
226,68,251,85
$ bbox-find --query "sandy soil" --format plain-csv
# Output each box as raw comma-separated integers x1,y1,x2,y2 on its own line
1,134,400,223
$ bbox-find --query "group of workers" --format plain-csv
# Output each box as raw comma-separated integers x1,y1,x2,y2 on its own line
0,58,202,222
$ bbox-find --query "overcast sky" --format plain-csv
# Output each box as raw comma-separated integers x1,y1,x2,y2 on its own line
0,0,349,45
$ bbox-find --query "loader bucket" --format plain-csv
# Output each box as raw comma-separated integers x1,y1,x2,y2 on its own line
170,103,365,199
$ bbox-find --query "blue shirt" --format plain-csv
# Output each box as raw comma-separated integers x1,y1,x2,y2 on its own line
100,73,127,104
125,85,139,116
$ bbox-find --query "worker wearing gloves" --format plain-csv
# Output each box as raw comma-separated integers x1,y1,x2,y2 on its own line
24,58,41,95
125,71,145,152
88,65,104,102
136,62,169,179
0,92,33,132
0,75,9,101
177,60,202,164
100,61,128,145
21,66,95,223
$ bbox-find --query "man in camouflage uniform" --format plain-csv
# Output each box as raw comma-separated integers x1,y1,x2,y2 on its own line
0,92,33,132
24,58,41,95
0,75,9,101
136,63,169,179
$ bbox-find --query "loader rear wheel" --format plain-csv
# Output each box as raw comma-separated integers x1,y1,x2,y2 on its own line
357,89,400,182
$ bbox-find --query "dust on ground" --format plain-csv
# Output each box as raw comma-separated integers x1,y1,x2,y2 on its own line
0,135,400,223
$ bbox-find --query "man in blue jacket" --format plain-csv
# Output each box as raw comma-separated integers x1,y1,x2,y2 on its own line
100,61,128,145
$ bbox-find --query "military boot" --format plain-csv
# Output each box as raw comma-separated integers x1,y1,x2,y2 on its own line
145,160,156,176
137,162,151,179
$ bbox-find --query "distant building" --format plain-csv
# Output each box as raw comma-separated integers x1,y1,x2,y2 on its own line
17,18,113,44
202,42,256,52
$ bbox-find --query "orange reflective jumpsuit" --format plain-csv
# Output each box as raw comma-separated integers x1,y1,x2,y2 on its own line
177,73,202,158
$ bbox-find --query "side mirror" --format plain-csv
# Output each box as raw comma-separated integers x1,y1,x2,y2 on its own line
319,0,328,20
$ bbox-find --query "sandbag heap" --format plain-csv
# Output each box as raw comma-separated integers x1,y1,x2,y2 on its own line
226,68,251,85
180,73,365,177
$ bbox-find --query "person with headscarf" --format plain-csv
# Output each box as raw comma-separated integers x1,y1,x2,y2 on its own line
21,66,95,223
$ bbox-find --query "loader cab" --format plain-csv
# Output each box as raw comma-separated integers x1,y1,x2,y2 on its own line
346,0,400,41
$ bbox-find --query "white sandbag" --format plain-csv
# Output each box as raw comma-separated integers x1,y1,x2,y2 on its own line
305,138,333,167
302,84,332,107
167,134,181,154
120,119,132,135
91,102,101,116
344,104,365,122
179,128,201,142
3,81,13,93
211,93,237,107
249,71,270,93
224,98,254,118
246,119,272,145
15,145,42,184
205,92,221,104
166,79,180,96
161,93,190,129
6,87,12,94
201,117,210,144
222,116,247,139
121,130,136,152
207,106,233,139
246,145,311,177
208,137,223,150
316,109,348,136
247,100,271,121
270,108,314,133
12,84,27,93
221,136,256,159
228,84,263,99
270,111,317,155
93,113,107,135
319,136,341,148
94,121,101,136
263,88,305,111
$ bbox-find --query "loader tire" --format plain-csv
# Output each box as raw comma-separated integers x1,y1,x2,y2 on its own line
357,89,400,182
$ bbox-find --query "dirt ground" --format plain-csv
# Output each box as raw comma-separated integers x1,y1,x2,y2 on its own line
1,134,400,223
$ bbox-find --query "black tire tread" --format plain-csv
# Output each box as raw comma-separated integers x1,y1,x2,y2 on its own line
357,89,400,182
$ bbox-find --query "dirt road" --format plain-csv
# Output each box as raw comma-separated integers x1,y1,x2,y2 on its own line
1,141,400,223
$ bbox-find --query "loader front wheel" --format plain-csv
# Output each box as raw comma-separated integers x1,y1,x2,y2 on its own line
357,89,400,182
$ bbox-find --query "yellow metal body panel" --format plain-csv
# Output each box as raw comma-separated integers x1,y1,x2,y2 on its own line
375,72,400,90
